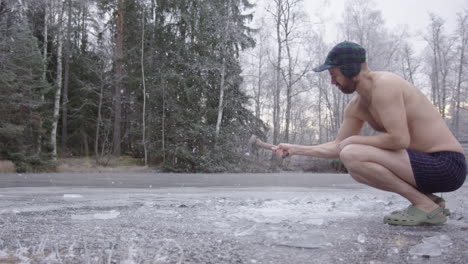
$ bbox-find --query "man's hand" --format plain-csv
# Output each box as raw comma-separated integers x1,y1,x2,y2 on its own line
272,143,292,158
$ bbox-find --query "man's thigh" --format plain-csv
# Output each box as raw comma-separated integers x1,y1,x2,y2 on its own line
340,144,416,186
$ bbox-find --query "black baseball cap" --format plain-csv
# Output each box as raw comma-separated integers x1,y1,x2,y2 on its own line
313,41,366,72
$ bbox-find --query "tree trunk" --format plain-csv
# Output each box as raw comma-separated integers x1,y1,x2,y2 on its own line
273,0,283,145
51,0,65,161
318,77,323,142
284,39,292,143
113,0,124,156
37,0,49,154
80,0,88,53
61,0,72,155
162,78,166,163
141,9,148,165
215,0,231,140
255,49,263,121
215,57,226,139
280,0,309,144
95,74,104,159
81,126,89,157
402,44,416,85
454,12,468,137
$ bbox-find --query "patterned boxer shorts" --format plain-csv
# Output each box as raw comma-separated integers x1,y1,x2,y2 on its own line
406,150,467,194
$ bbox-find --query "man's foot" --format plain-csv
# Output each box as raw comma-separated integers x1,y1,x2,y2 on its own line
427,194,445,207
384,205,446,226
391,195,451,216
427,194,451,216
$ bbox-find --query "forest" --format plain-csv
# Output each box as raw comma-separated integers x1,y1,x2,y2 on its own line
1,0,467,172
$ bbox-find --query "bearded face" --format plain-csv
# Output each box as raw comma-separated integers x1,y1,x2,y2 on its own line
329,67,357,94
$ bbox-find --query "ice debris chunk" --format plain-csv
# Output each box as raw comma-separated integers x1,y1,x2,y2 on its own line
422,234,452,248
274,231,327,249
409,235,452,257
409,242,442,257
357,233,366,244
63,194,84,199
94,210,120,220
72,210,120,220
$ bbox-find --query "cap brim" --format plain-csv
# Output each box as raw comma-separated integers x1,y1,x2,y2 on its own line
312,64,334,72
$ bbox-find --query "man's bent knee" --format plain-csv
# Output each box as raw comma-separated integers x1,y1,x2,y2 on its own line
349,172,368,184
339,144,366,168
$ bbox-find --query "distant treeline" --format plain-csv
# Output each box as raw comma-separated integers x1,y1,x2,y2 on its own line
1,0,467,173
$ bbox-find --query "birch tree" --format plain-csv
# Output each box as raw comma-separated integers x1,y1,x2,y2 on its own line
452,9,468,136
61,0,72,154
278,0,310,143
399,42,419,85
37,0,49,154
269,0,285,145
141,6,148,165
215,0,231,140
113,0,124,156
425,14,454,118
50,0,64,160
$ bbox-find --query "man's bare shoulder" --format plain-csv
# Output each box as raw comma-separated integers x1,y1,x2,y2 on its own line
372,72,409,91
344,95,365,118
370,72,415,103
372,71,404,81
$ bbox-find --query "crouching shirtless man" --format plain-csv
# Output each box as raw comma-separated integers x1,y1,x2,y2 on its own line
273,41,467,225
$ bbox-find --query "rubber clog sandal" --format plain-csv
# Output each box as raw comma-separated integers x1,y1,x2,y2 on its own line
433,197,451,216
384,206,447,226
390,205,410,215
391,197,451,216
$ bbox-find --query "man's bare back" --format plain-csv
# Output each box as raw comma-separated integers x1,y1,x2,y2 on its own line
351,71,463,154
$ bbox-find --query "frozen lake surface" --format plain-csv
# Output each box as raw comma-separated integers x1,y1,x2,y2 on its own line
0,172,467,263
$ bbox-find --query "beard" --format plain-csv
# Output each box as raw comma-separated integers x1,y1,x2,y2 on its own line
337,82,356,94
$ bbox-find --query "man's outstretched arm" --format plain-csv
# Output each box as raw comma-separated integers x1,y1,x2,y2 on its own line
273,100,364,159
273,141,342,159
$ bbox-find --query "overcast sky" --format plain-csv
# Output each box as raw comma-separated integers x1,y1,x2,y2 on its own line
303,0,467,53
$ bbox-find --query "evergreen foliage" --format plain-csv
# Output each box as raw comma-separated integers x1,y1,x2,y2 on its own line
0,0,266,172
0,3,53,171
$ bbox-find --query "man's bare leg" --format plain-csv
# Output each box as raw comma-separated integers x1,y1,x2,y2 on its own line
339,144,440,213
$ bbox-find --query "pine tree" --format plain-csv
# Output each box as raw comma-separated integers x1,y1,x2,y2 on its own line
0,0,51,171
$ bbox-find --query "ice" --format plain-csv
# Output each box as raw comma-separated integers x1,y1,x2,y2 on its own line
409,242,442,257
422,234,453,247
72,210,120,220
274,231,327,249
234,224,258,237
1,183,466,263
94,210,120,219
357,233,366,244
303,218,325,225
153,209,179,217
230,196,362,225
122,243,139,264
213,221,231,229
71,214,94,220
408,234,452,257
63,194,83,199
